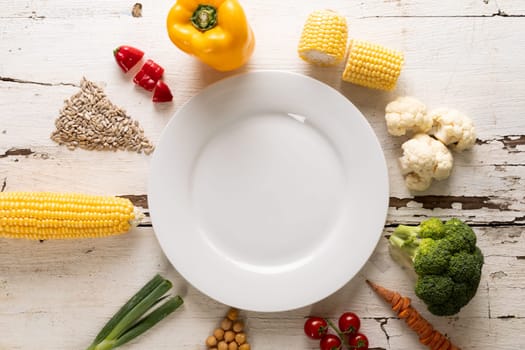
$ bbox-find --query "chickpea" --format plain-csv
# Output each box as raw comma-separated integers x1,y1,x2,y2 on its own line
218,341,228,350
228,341,238,350
239,344,250,350
227,308,239,321
221,317,233,331
213,328,225,341
206,335,218,347
235,333,246,345
232,321,244,333
224,330,235,343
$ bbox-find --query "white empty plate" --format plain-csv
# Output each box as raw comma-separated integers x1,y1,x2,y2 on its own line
148,71,388,312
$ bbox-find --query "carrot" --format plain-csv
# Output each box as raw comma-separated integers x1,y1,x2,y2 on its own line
366,280,461,350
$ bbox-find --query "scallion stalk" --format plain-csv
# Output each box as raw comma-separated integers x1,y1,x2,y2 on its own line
85,274,183,350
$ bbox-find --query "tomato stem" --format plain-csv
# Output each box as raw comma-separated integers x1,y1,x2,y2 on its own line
325,318,355,349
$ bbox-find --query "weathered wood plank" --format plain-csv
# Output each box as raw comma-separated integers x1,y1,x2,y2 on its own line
498,0,525,15
0,0,499,19
0,225,523,349
1,153,524,225
2,15,524,143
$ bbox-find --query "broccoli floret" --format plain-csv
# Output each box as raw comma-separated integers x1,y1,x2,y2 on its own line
415,275,454,305
388,217,484,316
427,279,482,316
414,239,450,275
419,217,446,239
449,248,484,284
450,282,474,308
443,218,477,253
392,217,446,242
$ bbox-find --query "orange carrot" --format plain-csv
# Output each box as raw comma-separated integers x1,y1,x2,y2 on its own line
366,280,461,350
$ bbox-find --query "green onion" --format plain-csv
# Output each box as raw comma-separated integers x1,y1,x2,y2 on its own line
85,274,183,350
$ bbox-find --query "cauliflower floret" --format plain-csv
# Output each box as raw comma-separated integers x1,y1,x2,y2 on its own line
429,108,476,151
399,134,454,191
385,96,431,136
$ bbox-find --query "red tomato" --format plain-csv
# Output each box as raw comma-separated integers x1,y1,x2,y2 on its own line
338,312,361,336
320,334,342,350
304,317,328,340
348,333,369,349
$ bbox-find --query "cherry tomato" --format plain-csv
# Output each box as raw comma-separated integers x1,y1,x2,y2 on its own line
320,334,342,350
338,312,361,337
304,317,328,340
348,333,369,349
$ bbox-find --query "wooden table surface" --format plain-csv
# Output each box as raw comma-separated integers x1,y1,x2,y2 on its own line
1,1,524,349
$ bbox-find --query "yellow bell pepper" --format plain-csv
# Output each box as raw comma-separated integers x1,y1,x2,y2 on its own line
166,0,255,72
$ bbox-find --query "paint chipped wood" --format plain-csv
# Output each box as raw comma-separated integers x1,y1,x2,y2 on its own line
0,148,34,158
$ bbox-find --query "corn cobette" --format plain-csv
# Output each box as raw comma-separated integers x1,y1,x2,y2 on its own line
298,9,348,66
342,39,404,91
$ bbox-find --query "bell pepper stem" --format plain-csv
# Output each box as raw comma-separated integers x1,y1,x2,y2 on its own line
191,4,217,31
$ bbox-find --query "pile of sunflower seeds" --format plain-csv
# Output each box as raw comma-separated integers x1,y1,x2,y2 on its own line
51,78,155,154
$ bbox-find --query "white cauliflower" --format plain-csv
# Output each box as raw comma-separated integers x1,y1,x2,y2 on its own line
385,96,431,136
429,108,476,151
399,134,454,191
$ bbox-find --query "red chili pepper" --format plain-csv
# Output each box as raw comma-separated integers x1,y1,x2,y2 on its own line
113,45,144,72
134,59,164,91
152,80,173,102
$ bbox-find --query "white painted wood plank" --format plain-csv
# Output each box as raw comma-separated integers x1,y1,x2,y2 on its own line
0,0,499,19
0,226,523,349
498,0,525,15
1,145,523,225
2,15,524,130
1,142,524,226
2,15,523,143
1,15,523,140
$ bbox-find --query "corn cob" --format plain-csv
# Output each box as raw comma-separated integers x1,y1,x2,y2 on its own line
298,9,348,67
342,39,404,91
0,192,142,239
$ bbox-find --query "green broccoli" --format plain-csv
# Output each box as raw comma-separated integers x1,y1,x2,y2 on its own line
389,217,484,316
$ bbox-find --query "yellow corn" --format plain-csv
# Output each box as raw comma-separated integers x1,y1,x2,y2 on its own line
342,39,404,91
0,192,140,240
298,9,348,67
